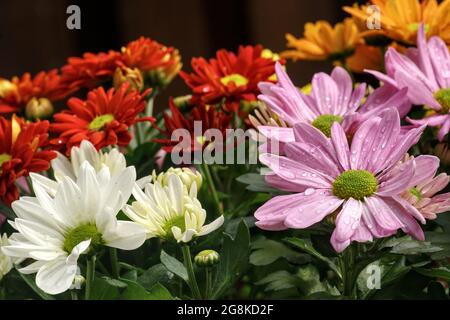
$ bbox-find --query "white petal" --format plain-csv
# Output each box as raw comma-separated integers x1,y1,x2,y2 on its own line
36,258,77,295
198,216,224,236
103,221,147,250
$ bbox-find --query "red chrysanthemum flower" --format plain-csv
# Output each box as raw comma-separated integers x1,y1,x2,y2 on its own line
0,70,71,117
180,45,282,113
119,37,182,87
50,84,154,155
61,50,122,90
154,98,232,152
0,116,56,205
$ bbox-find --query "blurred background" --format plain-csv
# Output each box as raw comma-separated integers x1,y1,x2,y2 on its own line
0,0,357,105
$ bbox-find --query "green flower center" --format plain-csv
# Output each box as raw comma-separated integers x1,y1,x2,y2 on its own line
312,114,343,137
407,23,429,33
434,88,450,114
220,74,249,87
88,114,114,131
163,215,186,235
0,153,11,167
63,224,104,254
409,187,423,200
332,170,378,200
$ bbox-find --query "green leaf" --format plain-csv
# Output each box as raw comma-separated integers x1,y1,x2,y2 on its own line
414,267,450,281
236,173,282,193
250,238,310,266
102,277,128,289
211,219,250,299
256,271,300,292
90,277,121,300
160,250,188,282
382,235,442,255
138,263,173,290
296,264,328,295
284,237,341,278
120,280,173,300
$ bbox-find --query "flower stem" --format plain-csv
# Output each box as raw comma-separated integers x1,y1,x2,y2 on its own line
200,163,224,216
204,267,212,300
181,245,202,300
71,290,78,300
339,245,356,299
109,248,120,279
85,255,96,300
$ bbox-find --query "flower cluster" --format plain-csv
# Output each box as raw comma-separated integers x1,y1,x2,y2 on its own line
0,3,450,301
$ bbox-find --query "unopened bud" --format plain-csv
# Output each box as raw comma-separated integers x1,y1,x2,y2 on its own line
113,67,144,92
0,79,18,98
194,250,220,267
25,97,54,120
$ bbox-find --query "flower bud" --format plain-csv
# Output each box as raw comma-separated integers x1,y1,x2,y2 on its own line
25,97,54,120
113,67,144,92
70,275,85,290
0,79,18,98
194,250,220,267
152,167,202,189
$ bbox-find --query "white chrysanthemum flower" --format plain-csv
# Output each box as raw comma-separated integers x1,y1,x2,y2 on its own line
136,167,202,190
1,161,146,295
124,174,224,243
0,234,13,281
32,140,128,196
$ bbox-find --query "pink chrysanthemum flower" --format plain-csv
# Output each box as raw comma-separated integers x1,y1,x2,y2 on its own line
400,154,450,220
367,24,450,141
255,109,426,252
256,62,410,144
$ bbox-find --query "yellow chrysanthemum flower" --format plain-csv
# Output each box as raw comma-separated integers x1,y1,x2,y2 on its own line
344,0,450,47
281,18,362,62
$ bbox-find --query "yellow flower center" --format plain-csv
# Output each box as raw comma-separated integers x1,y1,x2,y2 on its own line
312,114,343,137
0,153,11,168
220,74,249,87
88,114,114,131
332,170,378,200
63,224,104,254
434,88,450,114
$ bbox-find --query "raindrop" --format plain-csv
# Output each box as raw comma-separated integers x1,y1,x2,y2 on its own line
304,188,315,196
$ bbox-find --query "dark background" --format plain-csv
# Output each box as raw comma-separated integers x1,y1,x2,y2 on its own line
0,0,356,105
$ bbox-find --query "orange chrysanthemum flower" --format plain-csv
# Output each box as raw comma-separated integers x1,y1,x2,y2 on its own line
61,50,122,90
0,116,56,205
154,99,232,152
119,37,182,87
281,18,363,62
344,0,450,47
180,45,281,113
346,44,383,73
0,70,71,118
50,84,154,155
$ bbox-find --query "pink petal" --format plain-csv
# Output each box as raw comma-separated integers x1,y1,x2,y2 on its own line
365,196,404,231
258,126,295,143
311,72,339,115
265,173,306,192
407,114,449,127
330,122,350,171
285,191,344,229
284,142,341,178
331,67,353,115
377,158,414,196
416,24,438,88
292,123,336,159
409,155,440,187
427,36,450,89
437,118,450,141
385,197,425,240
365,69,399,88
259,153,333,188
333,198,363,242
254,193,306,230
330,232,351,253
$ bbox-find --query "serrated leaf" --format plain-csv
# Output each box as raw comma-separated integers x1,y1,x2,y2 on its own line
414,267,450,281
138,263,173,290
382,235,442,255
256,270,299,292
